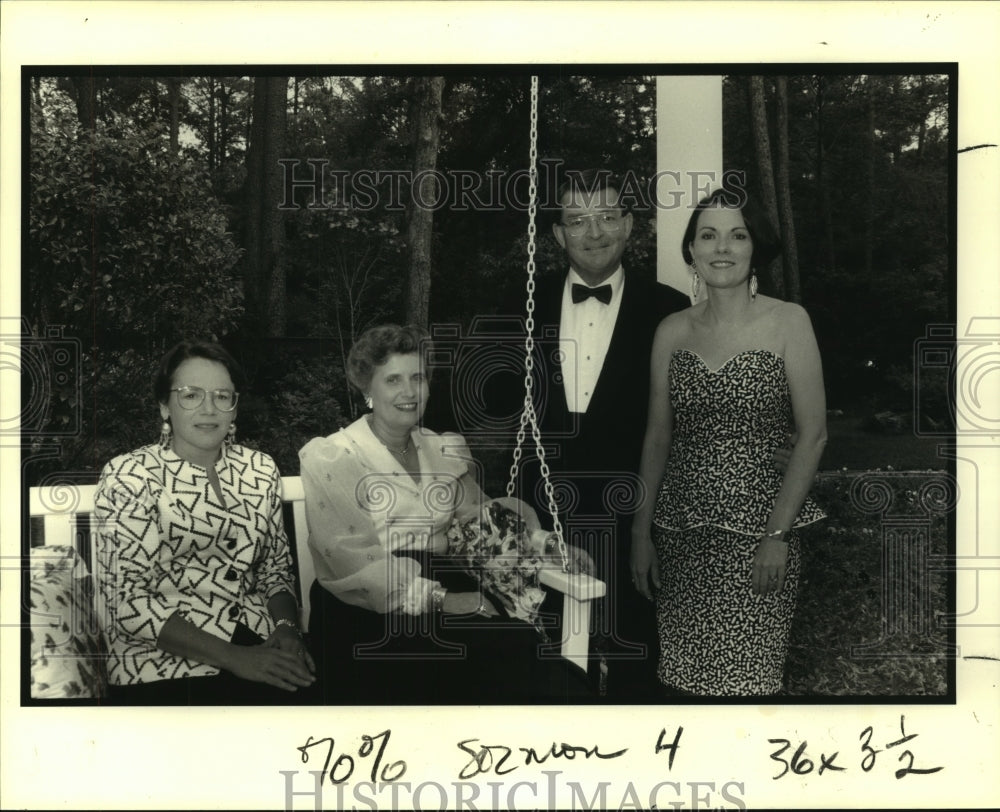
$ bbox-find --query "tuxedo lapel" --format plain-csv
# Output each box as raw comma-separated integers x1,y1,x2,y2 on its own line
528,277,571,431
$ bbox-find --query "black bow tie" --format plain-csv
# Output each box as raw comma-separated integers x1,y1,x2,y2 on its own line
571,283,613,305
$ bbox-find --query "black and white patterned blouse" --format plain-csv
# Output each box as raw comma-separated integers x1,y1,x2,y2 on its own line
94,443,296,685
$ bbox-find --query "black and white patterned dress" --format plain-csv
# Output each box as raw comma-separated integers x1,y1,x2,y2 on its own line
652,349,824,695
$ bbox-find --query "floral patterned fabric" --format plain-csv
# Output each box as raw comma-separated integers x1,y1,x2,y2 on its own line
446,499,552,633
29,545,107,699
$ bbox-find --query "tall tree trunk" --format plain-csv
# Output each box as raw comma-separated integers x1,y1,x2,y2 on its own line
814,76,836,274
166,78,181,154
207,77,217,175
31,76,47,133
914,76,926,164
244,76,289,337
70,76,98,135
864,77,877,277
218,81,229,168
748,76,784,298
405,76,444,327
774,77,801,303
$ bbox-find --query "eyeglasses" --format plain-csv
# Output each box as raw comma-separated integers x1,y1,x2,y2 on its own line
559,212,625,237
170,386,239,412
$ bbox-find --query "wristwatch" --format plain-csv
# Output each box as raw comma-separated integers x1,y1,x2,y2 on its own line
274,617,302,635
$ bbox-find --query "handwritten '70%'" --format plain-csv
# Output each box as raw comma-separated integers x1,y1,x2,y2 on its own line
297,730,407,785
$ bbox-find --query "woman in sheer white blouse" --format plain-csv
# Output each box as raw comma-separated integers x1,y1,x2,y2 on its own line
300,324,593,704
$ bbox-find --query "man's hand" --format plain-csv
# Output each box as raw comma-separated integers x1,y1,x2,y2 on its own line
772,431,799,473
566,544,595,576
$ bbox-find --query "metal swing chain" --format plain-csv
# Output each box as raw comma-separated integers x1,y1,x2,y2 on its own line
505,76,571,574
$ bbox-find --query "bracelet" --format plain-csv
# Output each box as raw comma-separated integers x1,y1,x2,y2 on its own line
431,586,447,613
274,617,302,635
761,529,789,543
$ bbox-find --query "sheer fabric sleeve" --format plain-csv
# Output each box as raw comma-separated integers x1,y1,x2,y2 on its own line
299,436,436,614
437,432,491,525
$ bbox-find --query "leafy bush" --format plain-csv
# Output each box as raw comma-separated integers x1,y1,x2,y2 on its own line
26,123,245,483
246,353,351,476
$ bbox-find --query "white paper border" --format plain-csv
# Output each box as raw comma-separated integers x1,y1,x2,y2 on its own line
2,2,998,809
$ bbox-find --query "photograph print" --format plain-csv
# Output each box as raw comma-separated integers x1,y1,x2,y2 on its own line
19,64,956,708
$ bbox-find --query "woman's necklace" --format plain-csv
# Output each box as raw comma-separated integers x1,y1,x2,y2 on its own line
367,415,411,459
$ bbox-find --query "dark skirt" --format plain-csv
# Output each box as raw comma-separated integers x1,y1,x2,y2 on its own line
308,551,593,704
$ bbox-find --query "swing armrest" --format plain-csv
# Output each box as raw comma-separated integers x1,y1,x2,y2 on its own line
538,566,605,674
539,567,606,601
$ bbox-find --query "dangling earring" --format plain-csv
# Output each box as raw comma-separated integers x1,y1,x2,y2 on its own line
159,418,172,449
749,270,759,301
364,394,373,410
226,423,237,445
690,268,701,301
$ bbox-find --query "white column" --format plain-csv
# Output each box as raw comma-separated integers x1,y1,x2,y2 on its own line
655,76,724,296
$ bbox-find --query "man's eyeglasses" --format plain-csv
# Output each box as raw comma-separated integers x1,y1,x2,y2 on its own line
559,212,625,237
170,386,239,412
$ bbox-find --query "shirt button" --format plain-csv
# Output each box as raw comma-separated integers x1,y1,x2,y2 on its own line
226,539,236,550
224,568,238,582
228,605,240,620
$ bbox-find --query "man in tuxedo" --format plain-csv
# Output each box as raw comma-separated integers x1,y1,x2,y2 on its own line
512,168,690,700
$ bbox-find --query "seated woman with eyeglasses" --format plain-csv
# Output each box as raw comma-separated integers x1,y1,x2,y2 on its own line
94,340,316,704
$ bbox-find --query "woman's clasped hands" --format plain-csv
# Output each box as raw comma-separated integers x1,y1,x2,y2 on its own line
226,625,316,692
443,591,500,617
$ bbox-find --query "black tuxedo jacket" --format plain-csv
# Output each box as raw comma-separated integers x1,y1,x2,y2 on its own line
518,272,690,527
532,274,688,477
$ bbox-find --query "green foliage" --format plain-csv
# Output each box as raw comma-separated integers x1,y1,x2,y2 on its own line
723,74,951,411
821,410,947,471
246,354,351,475
30,124,244,345
26,70,955,484
27,116,245,481
785,473,949,696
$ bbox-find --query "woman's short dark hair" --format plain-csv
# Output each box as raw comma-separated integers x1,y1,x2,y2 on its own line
681,187,781,270
154,340,245,404
346,324,432,393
